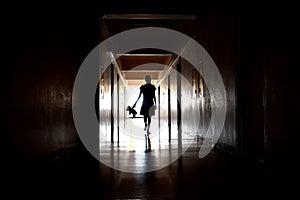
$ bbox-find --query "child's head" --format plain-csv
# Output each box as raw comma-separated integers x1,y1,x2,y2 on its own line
145,75,151,83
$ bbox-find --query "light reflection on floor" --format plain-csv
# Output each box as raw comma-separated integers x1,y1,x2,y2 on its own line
99,118,204,173
118,118,170,152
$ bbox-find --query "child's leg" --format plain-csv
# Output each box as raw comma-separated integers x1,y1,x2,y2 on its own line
147,116,151,131
144,115,148,130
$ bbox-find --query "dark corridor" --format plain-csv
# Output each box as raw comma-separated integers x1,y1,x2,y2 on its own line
2,2,299,199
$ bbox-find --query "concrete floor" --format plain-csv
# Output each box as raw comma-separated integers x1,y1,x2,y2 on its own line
4,142,297,199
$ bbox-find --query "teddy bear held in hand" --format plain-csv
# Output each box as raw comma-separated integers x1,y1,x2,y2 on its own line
126,106,137,118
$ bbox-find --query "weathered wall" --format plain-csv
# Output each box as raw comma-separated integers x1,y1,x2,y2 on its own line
181,59,211,140
195,7,240,149
2,8,100,162
240,2,299,165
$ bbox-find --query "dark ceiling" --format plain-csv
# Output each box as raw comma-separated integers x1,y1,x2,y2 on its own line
102,14,200,39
